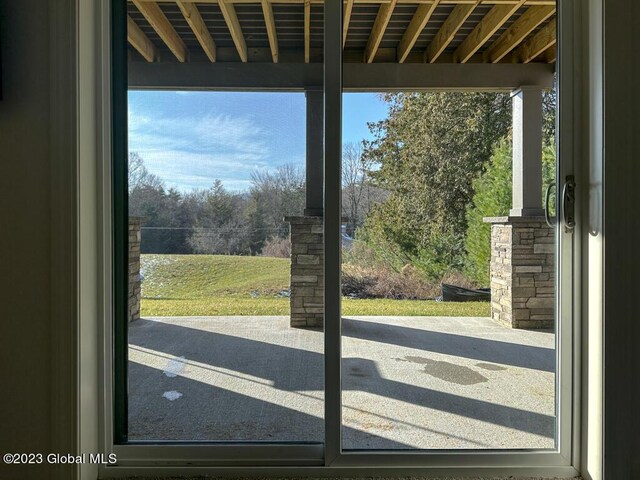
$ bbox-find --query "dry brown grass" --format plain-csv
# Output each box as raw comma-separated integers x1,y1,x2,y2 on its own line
341,263,439,299
260,236,291,258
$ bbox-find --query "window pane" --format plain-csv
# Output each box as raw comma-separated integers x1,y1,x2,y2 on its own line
125,76,324,443
340,7,558,447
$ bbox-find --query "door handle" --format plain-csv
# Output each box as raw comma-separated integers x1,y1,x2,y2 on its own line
562,175,576,232
545,182,556,228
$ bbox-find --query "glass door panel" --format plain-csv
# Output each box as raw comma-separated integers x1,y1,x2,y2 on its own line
120,0,325,445
338,1,560,450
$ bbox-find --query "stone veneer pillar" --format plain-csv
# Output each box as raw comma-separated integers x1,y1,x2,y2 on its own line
285,216,324,328
128,216,142,323
484,216,555,329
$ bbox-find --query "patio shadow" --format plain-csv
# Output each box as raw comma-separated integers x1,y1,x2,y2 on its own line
128,318,554,443
342,317,555,373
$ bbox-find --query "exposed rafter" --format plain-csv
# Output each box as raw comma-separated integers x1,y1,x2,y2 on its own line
132,0,188,62
176,1,216,62
261,0,279,63
304,0,311,63
133,1,557,6
127,15,157,62
126,0,558,66
454,1,525,63
343,0,354,47
544,44,556,63
364,0,398,63
425,1,481,63
515,18,556,63
485,5,555,63
219,0,248,62
397,1,440,63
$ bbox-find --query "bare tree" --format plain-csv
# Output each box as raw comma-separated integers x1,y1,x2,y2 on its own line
342,142,379,236
250,164,305,237
128,152,164,192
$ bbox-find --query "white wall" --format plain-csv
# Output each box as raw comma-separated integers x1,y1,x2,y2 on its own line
0,2,53,480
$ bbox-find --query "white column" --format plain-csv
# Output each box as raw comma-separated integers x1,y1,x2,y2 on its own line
510,86,545,217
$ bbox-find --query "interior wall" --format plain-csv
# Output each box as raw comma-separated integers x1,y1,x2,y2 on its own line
0,2,53,480
601,0,640,478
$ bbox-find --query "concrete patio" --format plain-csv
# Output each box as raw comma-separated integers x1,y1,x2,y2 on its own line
128,315,555,449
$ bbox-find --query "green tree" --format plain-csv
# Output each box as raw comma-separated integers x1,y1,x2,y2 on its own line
188,180,252,255
360,92,512,278
464,140,557,285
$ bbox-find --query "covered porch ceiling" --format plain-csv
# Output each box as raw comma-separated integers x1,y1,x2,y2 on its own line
127,0,557,91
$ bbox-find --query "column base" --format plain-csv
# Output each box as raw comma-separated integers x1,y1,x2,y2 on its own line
484,216,555,329
285,216,324,328
128,216,143,323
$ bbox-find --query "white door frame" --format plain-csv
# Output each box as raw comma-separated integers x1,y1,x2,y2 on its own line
96,0,582,477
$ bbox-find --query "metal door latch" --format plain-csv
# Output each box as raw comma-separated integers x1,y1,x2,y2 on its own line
562,175,576,233
545,182,556,228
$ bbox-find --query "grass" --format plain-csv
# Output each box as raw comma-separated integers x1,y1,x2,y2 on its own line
140,254,490,317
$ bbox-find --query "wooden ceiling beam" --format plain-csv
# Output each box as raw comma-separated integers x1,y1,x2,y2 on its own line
397,1,439,63
130,61,555,91
135,1,557,6
454,1,524,63
515,17,556,63
425,1,480,63
176,1,216,62
343,0,354,47
485,5,555,63
132,1,187,62
364,0,398,63
219,0,248,62
544,43,556,63
127,15,157,62
304,0,311,63
261,0,279,63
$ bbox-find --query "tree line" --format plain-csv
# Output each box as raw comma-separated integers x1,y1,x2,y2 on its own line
129,153,305,255
128,149,382,255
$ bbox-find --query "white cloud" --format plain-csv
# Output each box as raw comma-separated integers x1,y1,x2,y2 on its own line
128,107,272,191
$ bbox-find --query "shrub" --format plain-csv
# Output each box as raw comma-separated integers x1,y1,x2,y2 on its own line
260,236,291,258
357,216,467,282
341,240,452,299
410,230,466,281
341,262,439,300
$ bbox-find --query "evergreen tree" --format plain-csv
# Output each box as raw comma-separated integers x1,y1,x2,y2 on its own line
361,92,512,278
464,141,556,285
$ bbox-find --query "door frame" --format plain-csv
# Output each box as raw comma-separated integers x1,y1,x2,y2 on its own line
100,0,582,476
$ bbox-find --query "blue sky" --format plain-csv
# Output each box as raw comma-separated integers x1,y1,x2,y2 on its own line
128,91,388,192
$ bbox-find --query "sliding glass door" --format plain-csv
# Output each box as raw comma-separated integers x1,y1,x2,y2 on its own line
111,0,575,470
327,0,571,461
114,0,326,462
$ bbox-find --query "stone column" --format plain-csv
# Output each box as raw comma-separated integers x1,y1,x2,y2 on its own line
484,216,555,329
285,216,324,328
128,216,142,323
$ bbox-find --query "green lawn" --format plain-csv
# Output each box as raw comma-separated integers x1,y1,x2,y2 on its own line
140,254,490,317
